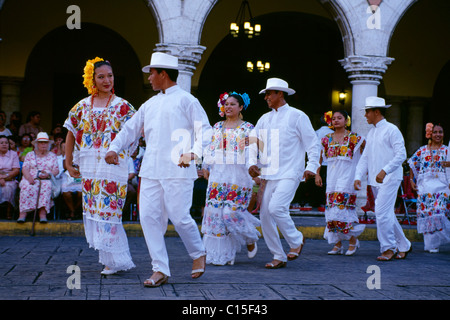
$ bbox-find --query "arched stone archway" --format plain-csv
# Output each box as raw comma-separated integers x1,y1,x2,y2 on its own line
197,11,348,127
431,61,450,134
21,23,145,132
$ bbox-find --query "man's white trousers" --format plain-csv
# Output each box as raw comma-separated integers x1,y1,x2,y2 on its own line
372,179,411,253
139,178,205,277
260,178,303,262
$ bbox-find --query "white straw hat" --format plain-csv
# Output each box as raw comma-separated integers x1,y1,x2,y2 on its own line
142,52,179,73
362,96,391,109
259,78,296,96
32,132,53,150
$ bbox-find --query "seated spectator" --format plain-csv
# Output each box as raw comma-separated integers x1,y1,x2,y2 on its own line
18,111,43,140
0,135,20,219
18,133,33,162
51,132,65,156
0,110,13,136
7,111,23,137
17,132,59,223
8,135,19,154
59,141,82,220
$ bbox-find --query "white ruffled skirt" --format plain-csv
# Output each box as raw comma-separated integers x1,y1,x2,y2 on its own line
323,206,365,244
418,215,450,251
202,206,260,265
83,215,135,272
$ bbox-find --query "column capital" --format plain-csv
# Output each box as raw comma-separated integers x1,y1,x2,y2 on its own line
339,55,394,84
155,43,206,75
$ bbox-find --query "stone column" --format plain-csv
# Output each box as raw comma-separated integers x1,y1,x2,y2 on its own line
339,55,394,216
340,55,394,136
155,43,206,93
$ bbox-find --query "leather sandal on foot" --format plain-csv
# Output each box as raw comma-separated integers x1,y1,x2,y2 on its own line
287,241,305,261
395,246,412,259
191,255,206,279
144,273,168,288
377,249,397,261
265,260,287,269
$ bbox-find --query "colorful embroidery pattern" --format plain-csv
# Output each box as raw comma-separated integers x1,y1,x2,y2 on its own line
321,131,362,160
326,191,357,210
206,182,251,212
68,99,134,156
327,221,354,234
409,145,447,176
82,178,127,222
208,121,254,154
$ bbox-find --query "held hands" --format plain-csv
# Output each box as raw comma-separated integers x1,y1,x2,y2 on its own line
178,153,196,168
315,174,322,187
248,165,261,178
105,151,119,165
38,170,50,180
303,170,315,181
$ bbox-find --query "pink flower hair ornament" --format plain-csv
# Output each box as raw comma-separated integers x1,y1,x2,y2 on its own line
425,123,433,139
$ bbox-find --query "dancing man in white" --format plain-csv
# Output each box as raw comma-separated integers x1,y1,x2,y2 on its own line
248,78,320,269
354,96,411,261
106,52,211,287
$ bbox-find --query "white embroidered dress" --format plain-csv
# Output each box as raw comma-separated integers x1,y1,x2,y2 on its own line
321,131,366,243
202,121,260,265
408,145,450,250
64,95,136,272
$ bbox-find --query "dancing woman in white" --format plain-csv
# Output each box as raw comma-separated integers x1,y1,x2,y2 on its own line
202,92,260,265
409,123,450,253
315,110,365,255
64,57,136,275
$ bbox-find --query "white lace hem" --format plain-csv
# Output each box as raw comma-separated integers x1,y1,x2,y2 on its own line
83,215,135,271
202,207,260,265
325,206,359,223
323,223,366,244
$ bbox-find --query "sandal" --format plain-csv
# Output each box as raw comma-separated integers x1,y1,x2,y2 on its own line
287,241,305,261
377,249,397,261
144,272,168,288
265,260,287,269
191,255,206,279
395,246,412,259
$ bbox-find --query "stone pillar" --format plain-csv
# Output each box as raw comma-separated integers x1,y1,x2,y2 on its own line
339,55,394,216
340,55,394,136
155,43,206,93
0,77,22,121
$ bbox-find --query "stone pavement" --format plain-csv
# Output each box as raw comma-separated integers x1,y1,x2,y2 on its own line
1,231,449,305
